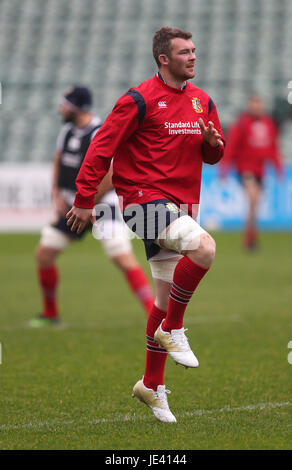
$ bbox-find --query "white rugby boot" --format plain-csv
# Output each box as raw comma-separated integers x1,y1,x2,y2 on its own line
132,379,177,423
154,321,199,368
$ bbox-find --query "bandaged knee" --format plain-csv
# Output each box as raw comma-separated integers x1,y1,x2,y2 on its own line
94,220,132,257
99,236,132,257
156,215,207,253
149,257,181,283
40,225,71,251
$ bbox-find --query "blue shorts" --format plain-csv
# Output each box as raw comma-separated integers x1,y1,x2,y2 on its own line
123,199,188,260
52,216,90,240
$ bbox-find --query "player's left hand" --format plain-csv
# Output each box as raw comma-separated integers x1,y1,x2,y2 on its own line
66,206,93,234
198,118,224,148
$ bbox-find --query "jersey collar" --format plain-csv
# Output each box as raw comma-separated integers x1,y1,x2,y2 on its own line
156,71,187,91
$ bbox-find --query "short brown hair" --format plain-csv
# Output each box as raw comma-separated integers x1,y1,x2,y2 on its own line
152,27,192,67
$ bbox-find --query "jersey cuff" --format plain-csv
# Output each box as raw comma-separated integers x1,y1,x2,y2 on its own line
202,141,224,165
73,193,95,209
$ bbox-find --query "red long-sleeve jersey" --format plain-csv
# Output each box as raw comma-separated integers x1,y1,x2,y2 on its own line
220,112,283,178
74,74,225,211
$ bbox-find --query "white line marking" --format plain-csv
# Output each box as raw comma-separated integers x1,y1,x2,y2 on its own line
0,401,290,431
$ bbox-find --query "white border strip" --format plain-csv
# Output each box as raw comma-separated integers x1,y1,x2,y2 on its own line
0,401,290,431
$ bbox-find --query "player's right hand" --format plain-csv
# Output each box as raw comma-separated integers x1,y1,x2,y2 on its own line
198,118,224,148
66,206,93,234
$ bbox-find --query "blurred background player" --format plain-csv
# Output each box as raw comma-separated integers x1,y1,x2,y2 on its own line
27,85,154,327
220,94,283,250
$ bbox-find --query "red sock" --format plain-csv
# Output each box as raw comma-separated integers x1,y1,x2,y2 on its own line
38,266,59,318
143,304,168,391
244,227,258,248
162,257,209,332
125,266,154,317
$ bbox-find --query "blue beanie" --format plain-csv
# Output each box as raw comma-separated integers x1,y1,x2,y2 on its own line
63,86,93,111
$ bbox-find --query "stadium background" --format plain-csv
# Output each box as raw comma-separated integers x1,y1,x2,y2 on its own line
0,0,292,231
0,0,292,451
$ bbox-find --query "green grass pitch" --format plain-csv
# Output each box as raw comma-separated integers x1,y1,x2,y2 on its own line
0,232,291,450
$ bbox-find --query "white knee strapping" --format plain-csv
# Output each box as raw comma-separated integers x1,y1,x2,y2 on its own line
156,215,206,254
150,247,182,261
100,235,132,257
40,225,71,251
149,258,181,284
95,220,132,257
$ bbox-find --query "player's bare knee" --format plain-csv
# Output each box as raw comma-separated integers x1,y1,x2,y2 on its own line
188,233,216,266
200,233,216,264
200,233,216,262
35,244,58,268
35,244,46,265
35,245,49,267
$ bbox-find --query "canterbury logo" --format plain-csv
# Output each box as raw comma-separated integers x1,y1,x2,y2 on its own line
158,101,167,109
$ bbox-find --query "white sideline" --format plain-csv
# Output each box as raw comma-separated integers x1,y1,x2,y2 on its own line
0,401,290,431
